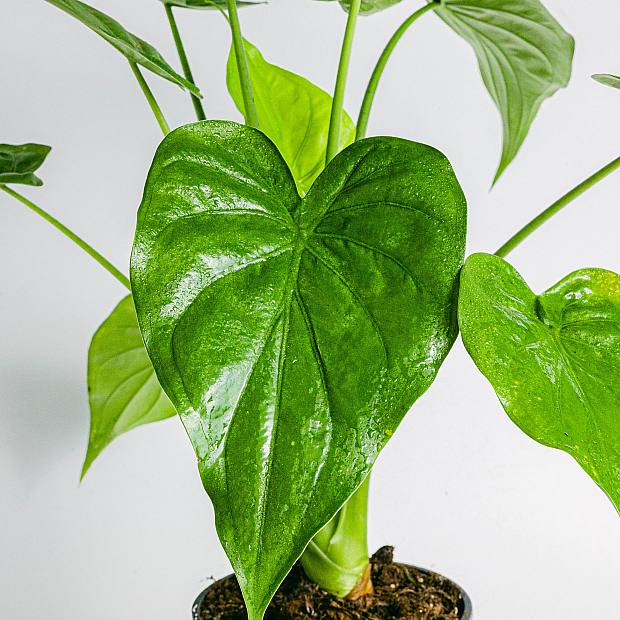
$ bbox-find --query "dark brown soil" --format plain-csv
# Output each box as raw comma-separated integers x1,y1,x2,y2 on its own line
195,547,466,619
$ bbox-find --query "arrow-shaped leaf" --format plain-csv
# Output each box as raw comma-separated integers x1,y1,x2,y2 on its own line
593,73,620,90
459,253,620,511
0,143,51,187
131,121,466,618
44,0,201,95
227,39,356,195
434,0,574,181
83,295,176,477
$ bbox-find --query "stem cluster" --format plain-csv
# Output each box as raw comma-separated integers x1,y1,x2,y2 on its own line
2,0,619,607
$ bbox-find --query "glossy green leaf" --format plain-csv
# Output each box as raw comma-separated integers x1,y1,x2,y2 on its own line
434,0,574,182
316,0,404,14
592,74,620,90
44,0,200,95
0,143,51,187
160,0,264,8
227,40,356,195
82,295,176,477
459,253,620,511
131,120,466,618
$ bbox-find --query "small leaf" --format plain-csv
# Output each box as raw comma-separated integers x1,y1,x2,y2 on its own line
315,0,404,14
434,0,574,182
82,295,176,478
0,143,51,187
227,39,356,195
131,120,466,618
459,253,620,511
160,0,264,8
592,74,620,90
44,0,201,95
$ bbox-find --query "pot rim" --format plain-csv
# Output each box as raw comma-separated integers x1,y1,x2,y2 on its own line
192,563,472,619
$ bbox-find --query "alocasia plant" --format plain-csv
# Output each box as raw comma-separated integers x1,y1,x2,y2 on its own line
2,0,619,618
130,121,466,616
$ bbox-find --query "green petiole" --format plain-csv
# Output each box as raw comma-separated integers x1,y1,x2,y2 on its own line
163,3,206,121
356,1,439,140
204,0,230,21
0,185,130,290
227,0,259,128
496,154,620,257
325,0,362,164
301,476,371,597
130,62,171,136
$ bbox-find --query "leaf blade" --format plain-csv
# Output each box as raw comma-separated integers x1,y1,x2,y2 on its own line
131,120,466,617
160,0,264,8
592,73,620,90
44,0,201,95
0,143,51,186
226,39,356,195
83,295,176,477
315,0,405,14
459,253,620,511
434,0,574,181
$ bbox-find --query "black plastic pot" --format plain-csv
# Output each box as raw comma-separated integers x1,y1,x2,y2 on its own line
192,565,472,619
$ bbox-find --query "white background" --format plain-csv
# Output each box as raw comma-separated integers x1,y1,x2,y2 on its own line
2,1,620,618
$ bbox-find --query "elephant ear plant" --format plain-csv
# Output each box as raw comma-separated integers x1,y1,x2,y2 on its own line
2,0,619,618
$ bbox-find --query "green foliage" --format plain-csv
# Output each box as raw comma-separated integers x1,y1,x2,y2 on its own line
160,0,263,8
592,74,620,90
82,295,176,477
434,0,574,182
131,120,466,618
227,39,356,195
0,143,51,187
316,0,404,14
459,253,620,512
44,0,201,95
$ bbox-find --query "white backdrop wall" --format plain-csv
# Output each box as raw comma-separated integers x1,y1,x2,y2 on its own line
2,1,619,618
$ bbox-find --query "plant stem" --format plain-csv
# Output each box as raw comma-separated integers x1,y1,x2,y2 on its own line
227,0,259,128
204,0,230,22
0,185,130,290
325,0,362,164
495,155,620,258
356,1,439,140
301,476,371,597
164,3,206,121
130,62,171,136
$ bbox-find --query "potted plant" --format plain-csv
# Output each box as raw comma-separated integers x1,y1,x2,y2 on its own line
2,0,618,618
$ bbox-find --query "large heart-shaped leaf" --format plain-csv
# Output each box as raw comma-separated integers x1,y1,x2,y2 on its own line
459,253,620,511
82,295,176,477
44,0,200,95
0,143,51,187
227,40,356,195
131,121,466,618
434,0,574,182
315,0,404,14
593,74,620,90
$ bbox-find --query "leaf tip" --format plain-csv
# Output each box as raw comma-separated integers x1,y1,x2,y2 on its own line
80,445,98,481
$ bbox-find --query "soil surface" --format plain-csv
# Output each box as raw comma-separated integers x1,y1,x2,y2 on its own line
195,546,466,619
